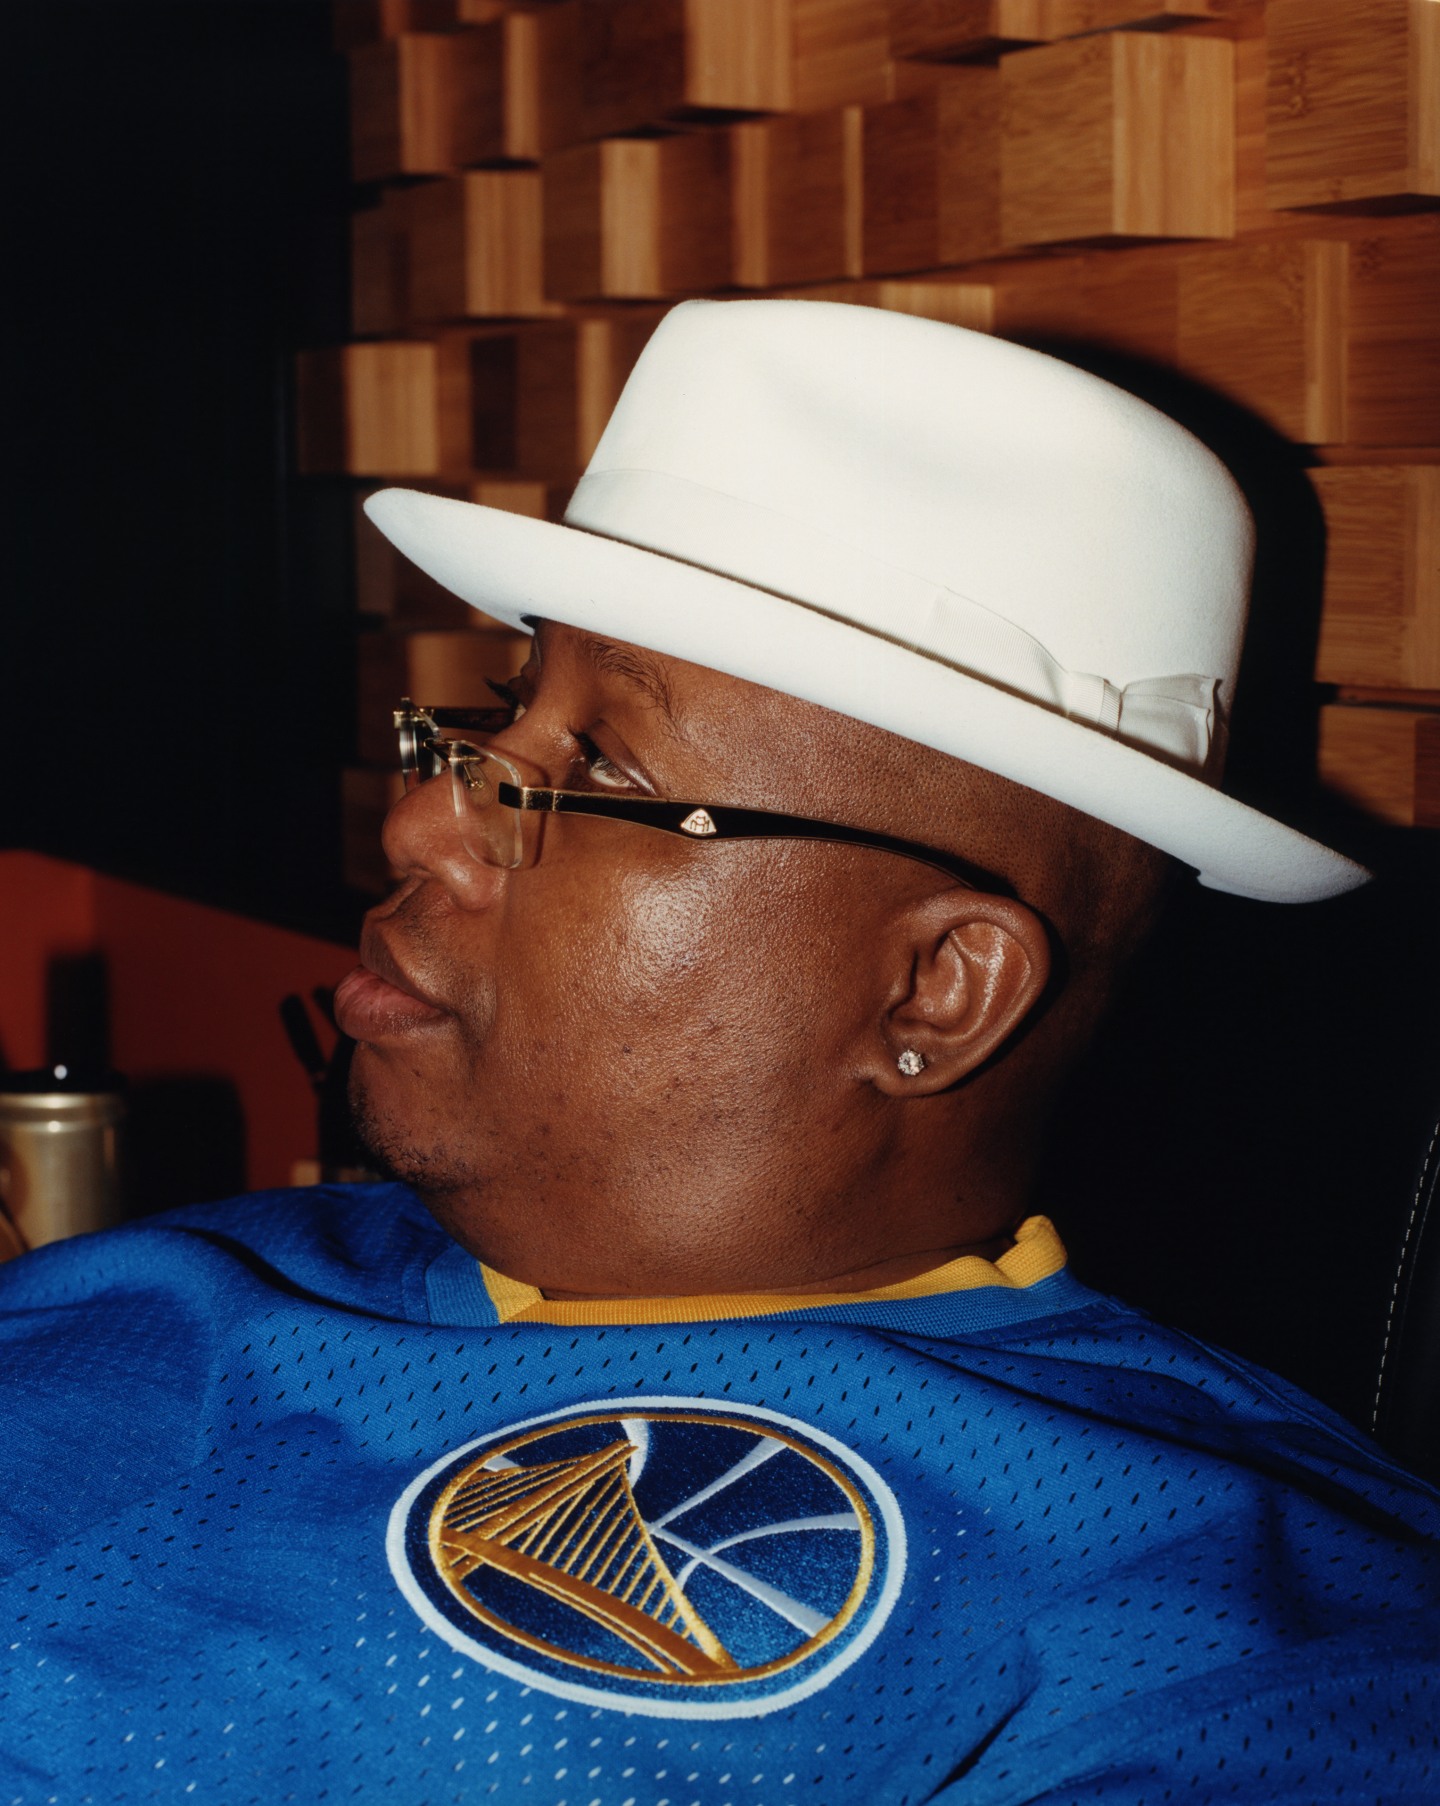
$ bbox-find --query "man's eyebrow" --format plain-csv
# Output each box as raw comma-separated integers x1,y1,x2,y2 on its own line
574,632,680,733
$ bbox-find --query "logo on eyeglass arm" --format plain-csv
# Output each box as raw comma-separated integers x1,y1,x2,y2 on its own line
388,1398,906,1719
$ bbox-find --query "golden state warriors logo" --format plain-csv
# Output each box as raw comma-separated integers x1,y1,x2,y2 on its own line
388,1397,905,1718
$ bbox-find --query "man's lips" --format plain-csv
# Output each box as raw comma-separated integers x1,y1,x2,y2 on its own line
334,946,449,1041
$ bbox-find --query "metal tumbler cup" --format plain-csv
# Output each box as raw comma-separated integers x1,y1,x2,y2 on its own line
0,1068,126,1250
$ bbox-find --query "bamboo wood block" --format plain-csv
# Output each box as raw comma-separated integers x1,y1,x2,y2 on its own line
992,246,1182,361
333,0,462,51
356,627,531,762
471,316,661,474
1266,0,1440,212
1177,224,1440,445
427,331,489,470
1318,703,1440,827
352,202,409,336
449,6,583,163
1345,225,1440,445
780,274,997,329
342,768,406,896
733,108,863,287
406,172,548,318
1175,240,1347,442
350,35,459,180
654,130,736,293
469,333,521,467
791,0,894,109
543,142,635,299
543,134,731,300
577,0,791,139
888,0,1246,62
1317,446,1440,466
1228,7,1276,238
1313,466,1440,690
1000,32,1235,247
863,67,1002,273
296,343,442,475
468,475,569,522
889,0,1038,60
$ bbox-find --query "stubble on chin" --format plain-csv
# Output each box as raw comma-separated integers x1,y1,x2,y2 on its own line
347,1050,487,1201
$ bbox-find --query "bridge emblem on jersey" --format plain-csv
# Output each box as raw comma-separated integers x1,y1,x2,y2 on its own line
388,1398,906,1717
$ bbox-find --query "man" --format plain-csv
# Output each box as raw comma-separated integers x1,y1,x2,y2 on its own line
1,302,1436,1803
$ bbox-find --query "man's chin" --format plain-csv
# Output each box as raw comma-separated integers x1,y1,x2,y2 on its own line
346,1062,481,1200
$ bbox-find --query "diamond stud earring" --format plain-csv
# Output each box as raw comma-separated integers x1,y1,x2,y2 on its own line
896,1049,927,1076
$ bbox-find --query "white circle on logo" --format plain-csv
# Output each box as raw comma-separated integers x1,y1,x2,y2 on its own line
387,1396,907,1719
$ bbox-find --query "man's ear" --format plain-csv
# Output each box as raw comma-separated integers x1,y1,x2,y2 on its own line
869,891,1053,1097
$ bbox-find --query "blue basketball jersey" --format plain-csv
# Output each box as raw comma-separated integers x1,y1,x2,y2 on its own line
0,1183,1436,1804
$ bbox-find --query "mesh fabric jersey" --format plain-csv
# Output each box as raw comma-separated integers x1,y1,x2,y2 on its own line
0,1183,1437,1805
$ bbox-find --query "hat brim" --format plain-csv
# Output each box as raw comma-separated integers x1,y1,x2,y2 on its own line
365,487,1367,905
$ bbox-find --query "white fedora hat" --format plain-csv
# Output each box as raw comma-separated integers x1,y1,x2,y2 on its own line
365,298,1365,904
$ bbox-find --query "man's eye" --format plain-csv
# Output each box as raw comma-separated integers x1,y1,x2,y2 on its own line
577,734,632,789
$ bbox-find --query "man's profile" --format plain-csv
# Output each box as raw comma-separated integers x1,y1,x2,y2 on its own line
1,301,1435,1802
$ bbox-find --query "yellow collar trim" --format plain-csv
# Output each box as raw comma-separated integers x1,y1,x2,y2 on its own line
479,1214,1066,1327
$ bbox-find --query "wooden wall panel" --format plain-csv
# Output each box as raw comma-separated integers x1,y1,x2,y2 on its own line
1314,466,1440,690
352,200,409,335
544,133,732,300
889,1,1244,62
889,0,1034,60
1345,223,1440,446
296,342,443,475
791,0,894,108
1318,704,1440,827
732,108,863,288
1000,32,1235,247
406,171,549,319
1172,225,1440,447
783,274,998,329
575,0,791,137
993,245,1182,361
349,35,458,179
1175,240,1347,442
863,68,1002,273
1266,0,1440,212
470,315,661,476
449,12,524,163
323,0,1440,868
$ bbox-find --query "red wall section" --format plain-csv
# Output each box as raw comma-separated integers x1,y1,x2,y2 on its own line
0,854,98,1071
0,852,357,1194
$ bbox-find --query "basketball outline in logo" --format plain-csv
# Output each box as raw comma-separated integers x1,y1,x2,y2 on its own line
387,1396,907,1719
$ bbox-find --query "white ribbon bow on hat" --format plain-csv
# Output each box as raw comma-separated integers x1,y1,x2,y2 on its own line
919,588,1221,774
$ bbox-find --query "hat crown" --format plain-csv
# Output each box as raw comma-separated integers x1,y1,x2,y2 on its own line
568,299,1253,716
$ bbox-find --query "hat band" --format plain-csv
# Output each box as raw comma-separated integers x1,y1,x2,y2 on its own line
566,468,1221,775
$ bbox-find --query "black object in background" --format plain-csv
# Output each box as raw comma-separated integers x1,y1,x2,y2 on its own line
3,1,358,943
280,988,374,1179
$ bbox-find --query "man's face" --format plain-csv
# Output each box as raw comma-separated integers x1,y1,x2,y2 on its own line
339,621,927,1294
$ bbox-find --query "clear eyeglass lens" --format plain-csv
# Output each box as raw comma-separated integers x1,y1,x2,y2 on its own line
447,742,525,869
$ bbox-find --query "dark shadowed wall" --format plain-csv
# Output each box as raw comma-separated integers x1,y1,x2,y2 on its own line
4,0,359,942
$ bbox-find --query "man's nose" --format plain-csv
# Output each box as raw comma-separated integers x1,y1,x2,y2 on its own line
380,774,506,909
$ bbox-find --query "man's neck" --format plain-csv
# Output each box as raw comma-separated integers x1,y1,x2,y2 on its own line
536,1231,1018,1302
